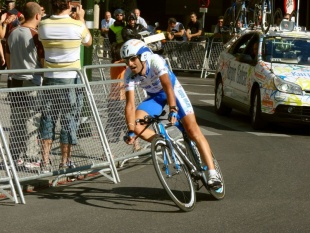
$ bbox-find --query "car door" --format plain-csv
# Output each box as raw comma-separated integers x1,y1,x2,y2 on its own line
224,33,255,102
234,35,260,105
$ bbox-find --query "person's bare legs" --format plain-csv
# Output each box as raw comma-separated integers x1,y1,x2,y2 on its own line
133,110,214,168
60,143,72,167
181,114,215,170
41,139,52,165
132,110,157,143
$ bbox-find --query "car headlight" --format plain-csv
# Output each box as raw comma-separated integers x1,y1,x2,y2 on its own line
273,76,302,95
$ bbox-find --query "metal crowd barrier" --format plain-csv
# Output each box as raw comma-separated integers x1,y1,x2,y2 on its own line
201,37,225,78
0,68,119,204
82,64,151,166
162,40,208,71
92,37,225,77
0,64,159,204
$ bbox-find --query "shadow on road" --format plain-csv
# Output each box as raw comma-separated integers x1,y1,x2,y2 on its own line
23,180,218,212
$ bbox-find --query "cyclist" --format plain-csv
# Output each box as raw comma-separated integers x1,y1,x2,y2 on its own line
121,39,222,188
121,12,148,42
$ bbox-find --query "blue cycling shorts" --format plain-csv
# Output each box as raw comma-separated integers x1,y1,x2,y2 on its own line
137,79,194,119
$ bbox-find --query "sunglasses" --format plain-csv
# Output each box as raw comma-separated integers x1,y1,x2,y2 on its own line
124,55,139,64
117,14,123,17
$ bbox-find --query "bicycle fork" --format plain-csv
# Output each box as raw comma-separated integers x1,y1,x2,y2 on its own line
156,123,182,178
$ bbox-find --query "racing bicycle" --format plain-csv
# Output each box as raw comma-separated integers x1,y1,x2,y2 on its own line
257,0,273,33
223,0,274,35
135,110,225,211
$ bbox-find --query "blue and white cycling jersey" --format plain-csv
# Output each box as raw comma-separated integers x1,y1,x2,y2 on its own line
124,54,194,119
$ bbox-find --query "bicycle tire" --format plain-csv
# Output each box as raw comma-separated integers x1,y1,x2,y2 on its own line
261,0,273,33
151,136,196,211
184,140,225,200
273,8,283,26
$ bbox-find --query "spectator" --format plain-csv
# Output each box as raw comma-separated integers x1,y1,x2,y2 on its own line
38,0,92,172
236,19,243,33
0,0,24,87
100,11,115,38
121,12,148,42
106,43,126,143
108,8,126,63
107,39,142,151
40,5,49,20
134,8,147,28
283,13,290,21
0,6,17,39
166,17,186,41
3,0,24,32
214,15,224,34
186,12,205,45
0,42,5,67
6,1,44,168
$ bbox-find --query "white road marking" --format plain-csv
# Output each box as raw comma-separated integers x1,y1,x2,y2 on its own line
200,128,221,136
186,91,214,96
246,132,290,137
200,99,214,105
182,84,213,87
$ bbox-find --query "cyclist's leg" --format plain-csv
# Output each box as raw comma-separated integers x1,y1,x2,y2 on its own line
134,92,166,142
174,80,221,186
181,114,215,170
134,109,157,142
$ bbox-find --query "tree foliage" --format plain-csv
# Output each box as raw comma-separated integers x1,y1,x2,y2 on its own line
106,0,137,16
0,0,40,10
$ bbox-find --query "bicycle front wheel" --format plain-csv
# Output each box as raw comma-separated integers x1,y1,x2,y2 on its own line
152,136,196,212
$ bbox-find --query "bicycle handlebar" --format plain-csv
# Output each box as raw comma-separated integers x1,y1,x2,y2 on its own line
135,110,182,130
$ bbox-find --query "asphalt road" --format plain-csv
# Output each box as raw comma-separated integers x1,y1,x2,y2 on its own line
1,73,310,233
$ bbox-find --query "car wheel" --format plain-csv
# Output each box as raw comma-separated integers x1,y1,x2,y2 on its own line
251,88,266,130
215,78,232,115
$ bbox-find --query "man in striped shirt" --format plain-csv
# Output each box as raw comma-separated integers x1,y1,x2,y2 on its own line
38,0,92,172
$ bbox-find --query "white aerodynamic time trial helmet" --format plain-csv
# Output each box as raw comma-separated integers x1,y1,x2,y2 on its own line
120,39,153,62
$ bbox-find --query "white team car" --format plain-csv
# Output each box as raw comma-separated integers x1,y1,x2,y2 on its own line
214,26,310,129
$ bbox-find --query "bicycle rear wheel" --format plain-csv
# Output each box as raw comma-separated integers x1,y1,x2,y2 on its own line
152,136,196,212
185,140,225,200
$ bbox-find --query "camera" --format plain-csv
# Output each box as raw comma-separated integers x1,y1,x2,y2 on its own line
71,0,81,12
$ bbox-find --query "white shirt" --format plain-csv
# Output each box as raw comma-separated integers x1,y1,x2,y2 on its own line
136,16,147,28
101,17,115,29
124,53,171,94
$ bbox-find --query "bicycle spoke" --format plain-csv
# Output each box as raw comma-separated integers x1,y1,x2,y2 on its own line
152,138,195,211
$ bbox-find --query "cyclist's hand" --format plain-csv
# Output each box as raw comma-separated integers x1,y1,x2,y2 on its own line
124,130,136,145
168,111,178,124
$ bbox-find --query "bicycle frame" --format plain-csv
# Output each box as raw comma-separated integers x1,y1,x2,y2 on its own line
136,111,225,206
150,118,203,180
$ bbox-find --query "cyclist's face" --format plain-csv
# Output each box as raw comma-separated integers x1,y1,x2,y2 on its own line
125,56,144,74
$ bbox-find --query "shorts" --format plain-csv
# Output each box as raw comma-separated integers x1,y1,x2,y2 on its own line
137,79,194,119
39,76,84,145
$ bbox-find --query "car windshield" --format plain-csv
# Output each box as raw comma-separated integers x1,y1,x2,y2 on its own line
262,36,310,65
